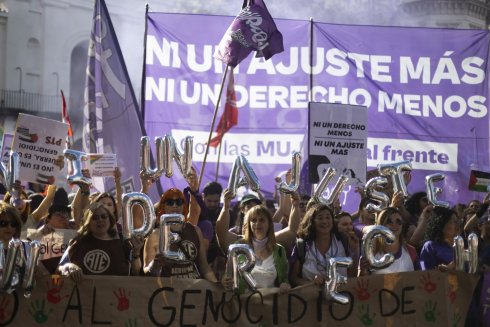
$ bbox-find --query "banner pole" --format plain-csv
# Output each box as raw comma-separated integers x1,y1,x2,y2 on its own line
308,17,314,102
199,64,230,189
215,123,225,181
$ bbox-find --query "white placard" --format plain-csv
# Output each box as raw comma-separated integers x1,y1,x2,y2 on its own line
87,153,117,177
12,113,68,184
0,133,13,167
308,102,368,185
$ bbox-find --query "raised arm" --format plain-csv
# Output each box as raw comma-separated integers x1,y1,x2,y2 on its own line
31,184,56,221
276,192,300,249
215,188,239,254
186,167,201,226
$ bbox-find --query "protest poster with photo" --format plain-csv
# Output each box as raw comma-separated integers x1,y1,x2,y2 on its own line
11,114,68,185
0,133,13,167
87,153,117,177
308,102,368,185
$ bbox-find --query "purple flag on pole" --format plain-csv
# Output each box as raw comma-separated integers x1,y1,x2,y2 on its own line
83,0,158,199
214,0,284,67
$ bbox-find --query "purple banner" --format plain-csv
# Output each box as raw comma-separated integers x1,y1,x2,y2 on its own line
145,13,490,209
83,0,159,200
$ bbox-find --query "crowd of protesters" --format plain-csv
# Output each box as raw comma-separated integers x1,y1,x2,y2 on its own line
0,163,489,325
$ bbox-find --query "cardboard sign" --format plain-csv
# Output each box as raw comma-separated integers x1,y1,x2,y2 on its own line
308,102,368,185
468,170,490,192
11,114,68,184
87,153,117,177
27,229,78,260
0,270,477,326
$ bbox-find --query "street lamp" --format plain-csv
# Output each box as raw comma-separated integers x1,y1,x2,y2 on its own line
52,72,59,95
15,66,22,92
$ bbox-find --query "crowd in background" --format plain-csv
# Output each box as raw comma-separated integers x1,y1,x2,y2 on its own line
0,164,489,325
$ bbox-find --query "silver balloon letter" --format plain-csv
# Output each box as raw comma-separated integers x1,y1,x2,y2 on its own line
378,160,412,197
158,214,186,261
227,244,257,292
361,225,396,269
325,257,353,304
228,155,260,197
453,233,478,274
313,167,337,205
279,152,301,194
425,173,450,208
365,177,390,212
64,149,91,186
140,136,162,181
23,240,41,298
122,192,156,240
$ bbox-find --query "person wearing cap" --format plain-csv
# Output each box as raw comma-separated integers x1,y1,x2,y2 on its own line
216,188,301,257
3,182,59,239
27,199,76,274
229,194,263,235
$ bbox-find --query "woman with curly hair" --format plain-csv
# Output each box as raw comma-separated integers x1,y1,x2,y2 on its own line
290,203,358,287
222,205,291,294
58,202,144,282
419,206,459,271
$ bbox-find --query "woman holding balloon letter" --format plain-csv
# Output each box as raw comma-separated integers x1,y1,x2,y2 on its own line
290,203,359,287
143,188,217,282
222,195,291,294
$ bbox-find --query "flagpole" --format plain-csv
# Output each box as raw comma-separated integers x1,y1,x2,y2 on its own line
198,64,229,189
308,17,314,102
214,115,226,181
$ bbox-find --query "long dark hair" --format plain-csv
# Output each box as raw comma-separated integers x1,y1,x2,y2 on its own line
297,203,341,242
424,207,456,243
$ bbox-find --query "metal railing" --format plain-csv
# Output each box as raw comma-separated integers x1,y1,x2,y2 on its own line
0,89,61,114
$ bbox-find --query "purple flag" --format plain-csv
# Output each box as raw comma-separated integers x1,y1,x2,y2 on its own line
214,0,283,67
83,0,159,199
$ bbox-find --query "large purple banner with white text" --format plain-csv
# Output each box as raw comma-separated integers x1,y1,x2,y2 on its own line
144,12,490,209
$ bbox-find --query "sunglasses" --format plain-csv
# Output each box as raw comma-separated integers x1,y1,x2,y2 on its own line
0,220,19,228
165,198,183,206
92,214,110,221
386,218,403,226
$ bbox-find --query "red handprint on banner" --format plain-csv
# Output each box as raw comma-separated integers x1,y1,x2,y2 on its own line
420,273,437,294
114,288,130,311
354,279,378,301
46,275,68,304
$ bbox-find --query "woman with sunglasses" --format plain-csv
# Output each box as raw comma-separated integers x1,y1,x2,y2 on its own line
0,202,23,248
59,202,144,282
290,203,358,287
3,182,58,239
359,207,419,276
143,189,217,282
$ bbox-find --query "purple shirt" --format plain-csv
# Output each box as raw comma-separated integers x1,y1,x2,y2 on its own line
197,220,214,242
420,240,453,270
